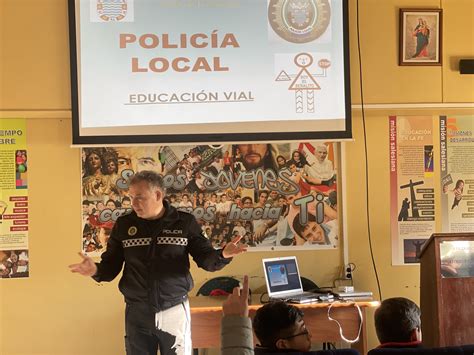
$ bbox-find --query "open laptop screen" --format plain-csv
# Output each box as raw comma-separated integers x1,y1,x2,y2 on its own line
263,257,304,298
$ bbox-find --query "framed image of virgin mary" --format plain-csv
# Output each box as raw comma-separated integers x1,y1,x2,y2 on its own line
399,8,442,66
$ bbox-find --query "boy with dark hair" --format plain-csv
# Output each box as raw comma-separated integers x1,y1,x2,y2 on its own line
221,279,311,354
373,297,422,349
253,301,312,353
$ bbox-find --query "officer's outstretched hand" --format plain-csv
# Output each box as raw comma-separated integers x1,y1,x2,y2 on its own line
68,252,97,277
222,235,248,258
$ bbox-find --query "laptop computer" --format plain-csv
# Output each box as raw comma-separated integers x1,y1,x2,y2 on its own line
262,256,328,304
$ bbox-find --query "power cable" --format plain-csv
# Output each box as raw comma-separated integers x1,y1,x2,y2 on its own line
356,0,382,301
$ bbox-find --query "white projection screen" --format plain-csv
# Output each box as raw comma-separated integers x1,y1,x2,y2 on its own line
68,0,352,145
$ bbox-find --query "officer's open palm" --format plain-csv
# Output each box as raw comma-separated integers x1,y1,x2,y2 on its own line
68,252,97,277
222,235,248,258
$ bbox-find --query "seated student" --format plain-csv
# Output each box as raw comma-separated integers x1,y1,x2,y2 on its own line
373,297,422,349
221,277,312,354
253,301,312,353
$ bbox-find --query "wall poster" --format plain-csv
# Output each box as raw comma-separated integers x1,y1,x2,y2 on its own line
0,118,30,279
440,115,474,233
81,142,339,256
390,116,435,265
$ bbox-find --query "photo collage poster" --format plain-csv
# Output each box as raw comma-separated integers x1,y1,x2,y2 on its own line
390,116,435,265
0,118,30,279
81,142,339,256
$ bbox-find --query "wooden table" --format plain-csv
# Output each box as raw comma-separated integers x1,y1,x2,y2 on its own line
190,295,379,354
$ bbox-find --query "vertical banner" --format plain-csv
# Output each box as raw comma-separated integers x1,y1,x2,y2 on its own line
390,116,435,265
81,142,339,256
440,115,474,232
0,119,29,278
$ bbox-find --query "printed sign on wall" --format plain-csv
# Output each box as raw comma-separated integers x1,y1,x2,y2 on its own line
81,142,339,256
389,116,435,265
0,118,30,279
440,115,474,233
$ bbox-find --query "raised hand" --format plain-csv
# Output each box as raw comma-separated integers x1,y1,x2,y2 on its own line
222,235,248,258
222,275,249,317
68,252,97,277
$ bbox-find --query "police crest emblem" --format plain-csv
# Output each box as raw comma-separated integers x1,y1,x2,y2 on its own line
268,0,331,43
128,226,137,236
97,0,128,22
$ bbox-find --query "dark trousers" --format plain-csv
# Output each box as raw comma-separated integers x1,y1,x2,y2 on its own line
125,302,191,355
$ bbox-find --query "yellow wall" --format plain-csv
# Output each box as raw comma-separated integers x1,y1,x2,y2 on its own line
0,0,473,354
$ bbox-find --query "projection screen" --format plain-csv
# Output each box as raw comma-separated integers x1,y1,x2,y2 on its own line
68,0,352,144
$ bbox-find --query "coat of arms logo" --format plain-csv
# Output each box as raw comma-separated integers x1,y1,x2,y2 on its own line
268,0,331,43
97,0,128,22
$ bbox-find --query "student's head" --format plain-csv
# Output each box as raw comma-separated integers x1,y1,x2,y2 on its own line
253,301,312,351
374,297,421,344
128,170,165,219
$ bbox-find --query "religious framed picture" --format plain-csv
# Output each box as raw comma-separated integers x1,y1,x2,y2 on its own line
399,8,442,66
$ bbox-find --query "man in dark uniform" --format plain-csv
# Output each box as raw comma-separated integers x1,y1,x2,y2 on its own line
70,170,247,355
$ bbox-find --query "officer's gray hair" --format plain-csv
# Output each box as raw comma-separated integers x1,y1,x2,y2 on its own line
129,170,165,192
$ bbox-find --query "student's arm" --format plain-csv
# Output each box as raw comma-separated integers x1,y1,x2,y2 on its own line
221,276,254,355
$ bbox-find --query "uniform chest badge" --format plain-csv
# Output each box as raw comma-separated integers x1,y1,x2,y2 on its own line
268,0,331,43
128,226,138,236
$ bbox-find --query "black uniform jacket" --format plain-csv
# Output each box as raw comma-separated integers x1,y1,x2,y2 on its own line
93,201,231,311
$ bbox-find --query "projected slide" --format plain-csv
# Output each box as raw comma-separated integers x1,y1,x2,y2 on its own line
69,0,351,144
